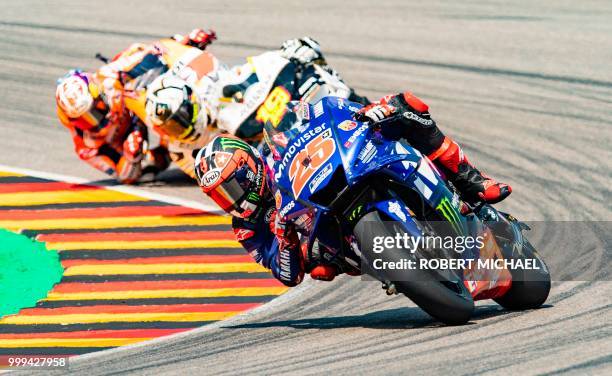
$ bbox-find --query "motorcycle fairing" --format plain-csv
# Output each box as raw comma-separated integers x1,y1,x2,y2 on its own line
267,98,471,278
369,199,424,240
270,97,456,221
217,52,291,137
315,98,468,236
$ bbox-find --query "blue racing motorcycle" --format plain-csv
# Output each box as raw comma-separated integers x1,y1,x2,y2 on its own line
263,97,550,325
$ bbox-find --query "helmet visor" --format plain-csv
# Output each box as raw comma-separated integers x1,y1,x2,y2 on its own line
206,172,248,212
81,105,106,127
72,99,108,131
204,162,261,216
158,99,197,140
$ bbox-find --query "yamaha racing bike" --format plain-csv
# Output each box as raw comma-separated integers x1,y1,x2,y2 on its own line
264,97,551,325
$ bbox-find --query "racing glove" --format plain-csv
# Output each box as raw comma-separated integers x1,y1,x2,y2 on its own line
354,103,397,123
354,92,436,142
77,147,99,161
270,209,300,252
176,28,217,50
280,37,324,65
123,130,146,162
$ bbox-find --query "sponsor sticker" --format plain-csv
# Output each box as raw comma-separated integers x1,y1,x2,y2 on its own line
202,169,221,187
357,141,377,163
309,163,333,193
403,111,433,126
233,228,255,241
292,100,310,120
344,123,369,147
279,200,296,218
275,190,282,209
214,151,233,168
249,249,263,264
278,248,293,282
264,206,275,223
313,101,324,118
338,120,357,131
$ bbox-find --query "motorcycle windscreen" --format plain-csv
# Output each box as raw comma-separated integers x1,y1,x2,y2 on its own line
262,110,302,161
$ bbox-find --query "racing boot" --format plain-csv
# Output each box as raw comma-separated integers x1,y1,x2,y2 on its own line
429,137,512,204
141,146,171,176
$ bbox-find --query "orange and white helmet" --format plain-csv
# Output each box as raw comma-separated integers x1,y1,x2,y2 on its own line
55,70,94,118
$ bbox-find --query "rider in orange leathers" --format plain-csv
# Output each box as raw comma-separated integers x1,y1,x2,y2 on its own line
55,29,216,183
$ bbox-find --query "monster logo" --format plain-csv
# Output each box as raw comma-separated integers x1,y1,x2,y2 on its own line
436,196,462,235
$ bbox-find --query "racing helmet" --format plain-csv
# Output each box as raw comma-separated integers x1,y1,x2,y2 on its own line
194,135,265,218
56,70,106,129
145,75,210,142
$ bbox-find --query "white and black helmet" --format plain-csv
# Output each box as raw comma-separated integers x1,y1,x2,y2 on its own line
145,75,209,141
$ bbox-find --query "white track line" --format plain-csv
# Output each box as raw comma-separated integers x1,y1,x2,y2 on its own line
0,164,222,214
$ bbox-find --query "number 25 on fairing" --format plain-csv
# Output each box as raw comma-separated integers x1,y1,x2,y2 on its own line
288,129,336,197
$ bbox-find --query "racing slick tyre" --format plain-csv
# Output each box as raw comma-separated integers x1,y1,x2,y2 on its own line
494,239,551,310
354,211,474,325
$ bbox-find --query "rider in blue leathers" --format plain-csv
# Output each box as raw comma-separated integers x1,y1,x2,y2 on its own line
193,134,306,286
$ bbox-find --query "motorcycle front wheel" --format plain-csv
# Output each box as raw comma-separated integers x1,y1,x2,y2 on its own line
354,211,474,325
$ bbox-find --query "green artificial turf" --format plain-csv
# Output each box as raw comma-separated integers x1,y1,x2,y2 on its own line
0,229,63,318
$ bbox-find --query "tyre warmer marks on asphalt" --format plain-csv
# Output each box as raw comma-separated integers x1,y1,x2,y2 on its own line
0,170,288,356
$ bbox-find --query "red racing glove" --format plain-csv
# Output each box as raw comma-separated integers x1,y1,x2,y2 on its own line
270,209,300,252
123,130,145,162
186,28,217,50
77,146,98,160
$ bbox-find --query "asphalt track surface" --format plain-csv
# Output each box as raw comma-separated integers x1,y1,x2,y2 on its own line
0,0,611,374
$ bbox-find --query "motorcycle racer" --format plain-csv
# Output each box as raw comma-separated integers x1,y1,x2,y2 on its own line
55,29,216,183
145,37,368,153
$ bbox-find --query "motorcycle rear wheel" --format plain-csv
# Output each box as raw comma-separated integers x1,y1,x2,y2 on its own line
354,211,474,325
494,239,551,310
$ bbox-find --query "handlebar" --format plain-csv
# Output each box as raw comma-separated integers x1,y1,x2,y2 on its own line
95,53,109,64
353,111,404,132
